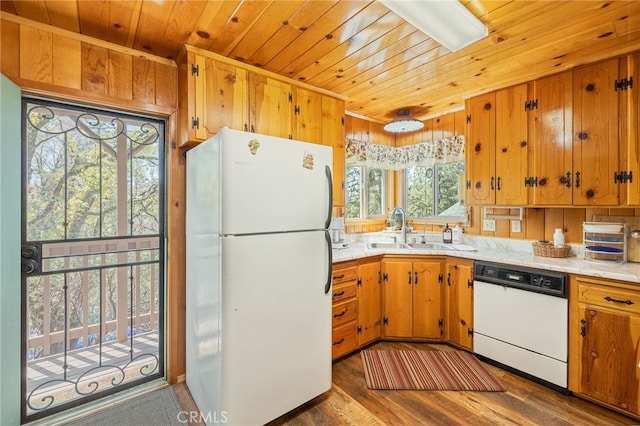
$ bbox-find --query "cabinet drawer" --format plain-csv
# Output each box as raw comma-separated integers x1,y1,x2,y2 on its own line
578,284,640,315
332,299,357,327
332,281,357,304
332,266,358,285
332,322,358,359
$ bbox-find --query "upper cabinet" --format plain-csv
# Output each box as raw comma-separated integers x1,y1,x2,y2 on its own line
572,59,621,206
178,50,248,146
178,46,343,148
465,85,529,206
248,72,292,139
465,92,496,205
322,96,346,206
467,54,635,207
529,71,574,205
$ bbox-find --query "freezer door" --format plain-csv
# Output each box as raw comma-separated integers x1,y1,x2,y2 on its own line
219,128,333,234
221,231,332,425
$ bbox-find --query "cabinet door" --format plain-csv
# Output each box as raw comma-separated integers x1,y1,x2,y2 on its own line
624,53,639,205
531,71,573,205
202,56,248,135
322,96,346,206
294,87,322,144
578,305,640,415
465,93,496,205
446,261,473,350
573,59,620,205
382,260,413,338
412,260,443,338
249,73,292,139
357,261,382,346
495,84,529,205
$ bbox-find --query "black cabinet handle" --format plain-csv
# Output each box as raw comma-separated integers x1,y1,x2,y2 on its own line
604,296,635,305
333,290,345,298
332,274,344,280
496,176,501,191
333,309,348,318
408,271,412,284
490,176,495,191
575,171,581,188
414,271,418,285
580,319,586,337
333,338,345,346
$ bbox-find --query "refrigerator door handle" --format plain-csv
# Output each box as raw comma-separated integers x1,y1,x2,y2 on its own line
325,230,332,294
324,165,333,230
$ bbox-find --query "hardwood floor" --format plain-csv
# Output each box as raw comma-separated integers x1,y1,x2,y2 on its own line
267,341,637,426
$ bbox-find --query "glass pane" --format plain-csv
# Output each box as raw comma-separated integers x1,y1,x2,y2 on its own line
406,166,433,218
436,162,465,216
366,168,384,216
345,165,361,219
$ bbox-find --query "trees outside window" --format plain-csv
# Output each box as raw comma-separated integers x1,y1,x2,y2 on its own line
346,165,385,219
406,162,465,220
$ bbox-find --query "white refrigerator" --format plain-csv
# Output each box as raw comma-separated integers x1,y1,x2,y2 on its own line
185,128,333,425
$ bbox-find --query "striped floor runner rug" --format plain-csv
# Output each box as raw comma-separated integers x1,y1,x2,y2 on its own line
361,350,506,391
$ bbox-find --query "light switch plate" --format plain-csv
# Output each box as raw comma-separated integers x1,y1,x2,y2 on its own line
482,219,496,231
511,220,522,233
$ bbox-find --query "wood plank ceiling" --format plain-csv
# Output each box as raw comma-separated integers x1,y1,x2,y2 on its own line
3,0,640,123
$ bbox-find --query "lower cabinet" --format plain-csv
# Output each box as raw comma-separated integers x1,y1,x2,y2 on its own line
382,257,445,339
569,274,640,417
445,258,474,350
331,258,382,360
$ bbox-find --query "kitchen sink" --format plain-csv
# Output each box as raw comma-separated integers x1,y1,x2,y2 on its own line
407,242,455,250
367,242,411,249
367,242,455,250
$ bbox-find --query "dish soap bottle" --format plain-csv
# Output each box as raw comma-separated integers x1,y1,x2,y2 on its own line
443,223,453,244
553,228,565,247
452,224,462,244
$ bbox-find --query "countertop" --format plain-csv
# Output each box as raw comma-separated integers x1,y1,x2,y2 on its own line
332,236,640,284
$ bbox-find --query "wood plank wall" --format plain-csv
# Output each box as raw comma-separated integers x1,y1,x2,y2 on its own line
343,113,640,244
1,13,186,384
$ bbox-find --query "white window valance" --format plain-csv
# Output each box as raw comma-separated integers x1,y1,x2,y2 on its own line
345,135,465,170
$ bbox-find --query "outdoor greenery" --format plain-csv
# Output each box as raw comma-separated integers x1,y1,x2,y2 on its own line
24,102,162,360
346,162,464,220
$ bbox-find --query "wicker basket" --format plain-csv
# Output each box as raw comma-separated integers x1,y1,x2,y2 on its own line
532,242,571,258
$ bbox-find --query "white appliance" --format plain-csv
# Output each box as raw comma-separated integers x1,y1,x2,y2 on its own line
185,128,333,425
473,261,568,390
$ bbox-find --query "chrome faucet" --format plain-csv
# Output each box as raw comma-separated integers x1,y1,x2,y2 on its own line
390,206,406,244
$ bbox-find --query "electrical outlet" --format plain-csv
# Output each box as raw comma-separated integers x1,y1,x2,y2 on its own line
511,220,522,233
483,219,496,232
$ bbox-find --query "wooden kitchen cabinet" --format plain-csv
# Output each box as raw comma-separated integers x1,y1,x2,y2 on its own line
530,71,574,205
623,53,640,205
382,257,444,339
179,46,343,149
495,83,529,205
445,258,474,350
178,49,248,147
331,263,359,359
569,274,640,417
249,72,292,139
465,84,528,205
465,92,496,205
331,258,382,359
357,259,382,346
293,87,322,144
572,58,621,206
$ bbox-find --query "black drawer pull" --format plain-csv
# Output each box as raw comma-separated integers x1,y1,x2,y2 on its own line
604,296,635,305
333,309,347,318
333,290,345,298
333,338,345,346
332,274,344,280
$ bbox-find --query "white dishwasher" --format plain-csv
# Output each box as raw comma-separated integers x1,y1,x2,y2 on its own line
473,261,568,391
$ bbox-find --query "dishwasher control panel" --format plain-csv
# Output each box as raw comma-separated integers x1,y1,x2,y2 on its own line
473,261,567,298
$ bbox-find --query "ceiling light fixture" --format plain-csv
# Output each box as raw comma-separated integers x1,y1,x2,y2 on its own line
378,0,488,52
383,111,425,133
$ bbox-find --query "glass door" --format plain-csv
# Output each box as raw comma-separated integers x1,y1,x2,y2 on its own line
21,99,165,422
